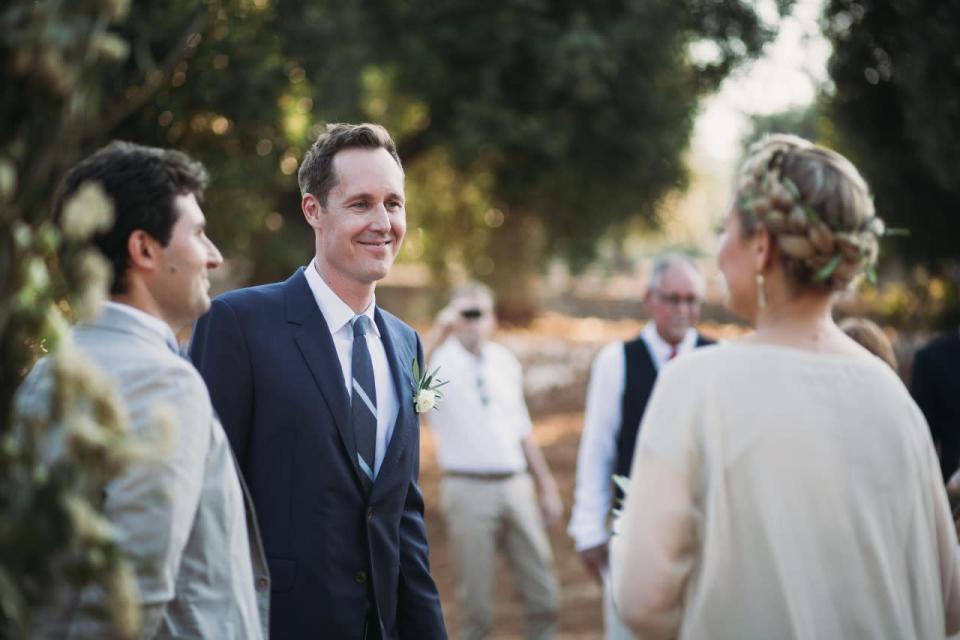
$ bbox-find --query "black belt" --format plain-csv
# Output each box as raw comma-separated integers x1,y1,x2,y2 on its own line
444,470,520,481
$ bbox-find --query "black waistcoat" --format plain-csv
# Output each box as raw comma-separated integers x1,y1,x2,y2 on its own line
614,333,714,498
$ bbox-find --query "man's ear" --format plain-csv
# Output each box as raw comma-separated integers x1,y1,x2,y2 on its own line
302,193,324,230
127,229,160,272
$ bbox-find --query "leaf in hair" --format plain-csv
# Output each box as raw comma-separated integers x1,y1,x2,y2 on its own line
803,205,821,225
781,176,801,201
815,255,841,281
883,227,911,237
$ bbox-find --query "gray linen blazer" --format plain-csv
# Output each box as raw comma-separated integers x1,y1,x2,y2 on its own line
18,305,270,639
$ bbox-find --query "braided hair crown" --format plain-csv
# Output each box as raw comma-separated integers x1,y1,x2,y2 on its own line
736,134,884,292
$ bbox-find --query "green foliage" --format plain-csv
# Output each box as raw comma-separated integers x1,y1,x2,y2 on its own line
1,1,141,635
0,0,127,443
823,0,960,269
741,105,822,156
89,0,792,292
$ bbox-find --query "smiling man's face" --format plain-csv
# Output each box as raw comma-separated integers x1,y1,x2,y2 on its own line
311,147,406,293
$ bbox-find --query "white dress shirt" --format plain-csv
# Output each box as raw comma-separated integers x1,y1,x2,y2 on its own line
304,259,398,477
427,338,532,473
568,323,700,551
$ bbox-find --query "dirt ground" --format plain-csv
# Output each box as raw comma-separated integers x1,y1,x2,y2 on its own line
420,411,607,639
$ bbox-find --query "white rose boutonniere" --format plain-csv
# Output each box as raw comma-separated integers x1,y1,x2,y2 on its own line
411,358,447,414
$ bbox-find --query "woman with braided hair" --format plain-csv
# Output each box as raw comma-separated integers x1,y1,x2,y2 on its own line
610,135,960,639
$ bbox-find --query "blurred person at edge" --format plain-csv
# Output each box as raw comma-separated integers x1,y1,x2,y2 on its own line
568,255,713,640
911,323,960,482
610,134,960,639
423,282,563,640
17,142,269,639
839,317,897,370
912,321,960,542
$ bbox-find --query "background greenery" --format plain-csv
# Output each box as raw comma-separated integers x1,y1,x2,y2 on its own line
86,0,794,310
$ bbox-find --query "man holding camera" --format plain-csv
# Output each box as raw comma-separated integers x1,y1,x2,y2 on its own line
423,282,562,640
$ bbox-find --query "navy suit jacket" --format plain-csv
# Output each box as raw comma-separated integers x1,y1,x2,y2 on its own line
189,268,446,640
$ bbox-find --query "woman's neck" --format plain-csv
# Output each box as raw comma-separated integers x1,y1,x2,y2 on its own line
746,282,853,354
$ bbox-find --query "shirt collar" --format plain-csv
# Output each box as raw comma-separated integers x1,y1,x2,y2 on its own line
303,258,380,337
642,321,697,359
442,336,487,363
103,301,180,353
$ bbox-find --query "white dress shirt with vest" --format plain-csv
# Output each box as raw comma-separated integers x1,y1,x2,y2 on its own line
568,322,701,551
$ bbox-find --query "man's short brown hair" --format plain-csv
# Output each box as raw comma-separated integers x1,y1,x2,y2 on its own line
297,123,402,206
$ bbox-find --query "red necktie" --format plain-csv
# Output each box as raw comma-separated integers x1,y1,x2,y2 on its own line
668,347,678,361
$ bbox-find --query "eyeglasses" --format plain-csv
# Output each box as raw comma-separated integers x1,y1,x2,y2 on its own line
460,308,485,320
654,292,702,307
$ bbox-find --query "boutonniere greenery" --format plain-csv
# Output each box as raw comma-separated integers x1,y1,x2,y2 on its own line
411,358,448,414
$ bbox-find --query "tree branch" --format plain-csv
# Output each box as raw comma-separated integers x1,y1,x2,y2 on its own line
89,10,210,141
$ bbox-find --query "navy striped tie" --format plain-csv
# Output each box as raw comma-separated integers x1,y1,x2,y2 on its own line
351,315,377,489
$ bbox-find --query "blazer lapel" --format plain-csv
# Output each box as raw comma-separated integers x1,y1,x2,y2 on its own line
284,269,365,490
372,308,415,494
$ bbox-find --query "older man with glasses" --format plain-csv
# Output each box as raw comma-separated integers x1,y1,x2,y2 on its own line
423,282,562,640
568,253,714,639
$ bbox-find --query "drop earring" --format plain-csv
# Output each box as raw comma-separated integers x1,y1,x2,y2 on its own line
756,273,767,309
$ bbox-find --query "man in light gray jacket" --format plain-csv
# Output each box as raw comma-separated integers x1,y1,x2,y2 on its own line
18,142,269,638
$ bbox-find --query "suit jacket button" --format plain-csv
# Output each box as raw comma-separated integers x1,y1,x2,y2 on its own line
355,570,367,584
256,576,269,592
367,507,374,520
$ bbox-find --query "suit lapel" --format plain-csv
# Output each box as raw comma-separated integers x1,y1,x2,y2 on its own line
372,308,415,495
284,269,365,490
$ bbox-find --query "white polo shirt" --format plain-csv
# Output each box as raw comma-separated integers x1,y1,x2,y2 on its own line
426,338,532,474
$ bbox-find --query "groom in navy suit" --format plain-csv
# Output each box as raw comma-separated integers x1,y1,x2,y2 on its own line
190,123,446,639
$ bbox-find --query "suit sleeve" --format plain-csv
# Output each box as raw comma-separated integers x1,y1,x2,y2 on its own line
15,357,209,638
396,335,447,638
189,297,254,468
103,368,211,637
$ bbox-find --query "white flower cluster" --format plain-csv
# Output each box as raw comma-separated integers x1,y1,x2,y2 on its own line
61,182,114,241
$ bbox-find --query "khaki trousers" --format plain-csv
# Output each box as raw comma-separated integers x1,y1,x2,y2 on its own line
441,473,559,640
